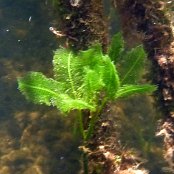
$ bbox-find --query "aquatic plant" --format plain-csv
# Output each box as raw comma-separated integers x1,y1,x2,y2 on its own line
17,33,156,174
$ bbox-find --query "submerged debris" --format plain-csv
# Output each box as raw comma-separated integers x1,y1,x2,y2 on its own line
52,0,108,51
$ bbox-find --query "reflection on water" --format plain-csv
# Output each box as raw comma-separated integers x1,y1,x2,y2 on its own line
0,1,80,174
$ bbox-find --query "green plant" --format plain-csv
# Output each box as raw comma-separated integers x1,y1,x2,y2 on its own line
17,33,156,174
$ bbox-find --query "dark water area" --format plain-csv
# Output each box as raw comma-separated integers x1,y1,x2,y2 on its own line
0,1,80,174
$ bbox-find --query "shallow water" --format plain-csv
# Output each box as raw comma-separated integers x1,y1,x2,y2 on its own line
0,1,80,174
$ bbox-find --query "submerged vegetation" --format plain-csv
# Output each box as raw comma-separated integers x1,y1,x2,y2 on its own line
17,33,156,173
0,0,173,173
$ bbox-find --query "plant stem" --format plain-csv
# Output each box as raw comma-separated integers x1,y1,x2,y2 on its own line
77,110,89,174
83,152,89,174
85,113,98,141
77,110,86,140
85,98,107,141
77,99,107,173
67,52,77,98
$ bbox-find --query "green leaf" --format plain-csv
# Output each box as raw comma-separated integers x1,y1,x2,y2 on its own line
18,72,95,113
78,44,103,67
79,46,121,100
53,45,106,101
18,72,62,106
119,45,146,85
115,84,156,99
108,33,124,63
102,55,120,99
57,94,96,113
82,67,105,102
53,48,81,98
79,44,120,101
